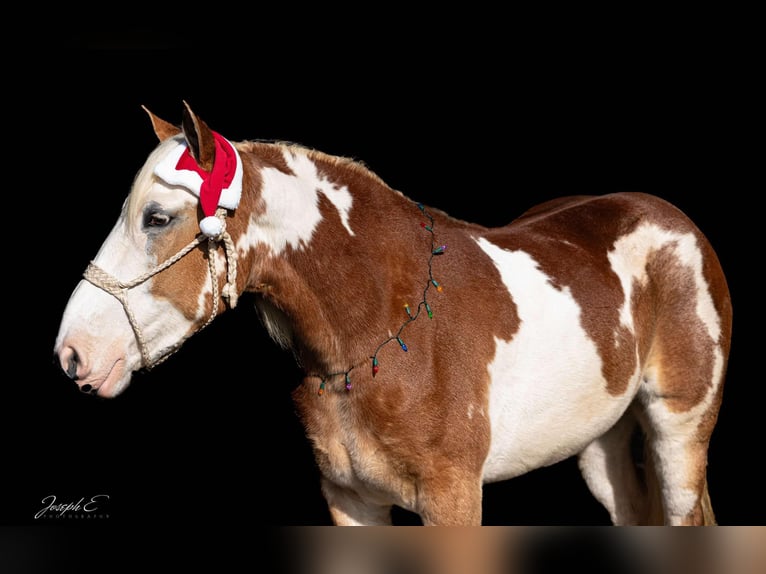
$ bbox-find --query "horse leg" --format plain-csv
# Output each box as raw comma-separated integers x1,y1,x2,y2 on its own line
637,398,718,525
636,361,723,526
417,472,484,526
321,478,393,525
321,473,482,526
577,407,649,525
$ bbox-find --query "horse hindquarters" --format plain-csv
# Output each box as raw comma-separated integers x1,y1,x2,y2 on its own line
580,229,730,525
637,239,730,526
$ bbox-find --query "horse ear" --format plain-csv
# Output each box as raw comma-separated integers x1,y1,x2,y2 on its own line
141,105,181,141
181,100,217,172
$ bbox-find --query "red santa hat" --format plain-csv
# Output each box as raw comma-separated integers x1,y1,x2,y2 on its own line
153,131,243,237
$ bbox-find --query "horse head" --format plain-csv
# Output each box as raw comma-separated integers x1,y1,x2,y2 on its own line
54,102,245,397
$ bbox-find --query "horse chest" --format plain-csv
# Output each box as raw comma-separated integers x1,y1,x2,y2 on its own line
299,395,418,507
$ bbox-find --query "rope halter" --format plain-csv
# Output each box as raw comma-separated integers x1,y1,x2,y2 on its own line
82,208,239,370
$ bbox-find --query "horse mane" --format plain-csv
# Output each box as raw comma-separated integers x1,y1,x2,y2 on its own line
236,139,390,188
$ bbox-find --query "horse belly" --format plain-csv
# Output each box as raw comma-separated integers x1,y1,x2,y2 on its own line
481,329,638,483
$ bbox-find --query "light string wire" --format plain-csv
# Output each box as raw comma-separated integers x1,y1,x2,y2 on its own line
312,202,445,396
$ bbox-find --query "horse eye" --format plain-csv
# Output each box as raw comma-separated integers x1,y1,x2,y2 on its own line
143,212,171,228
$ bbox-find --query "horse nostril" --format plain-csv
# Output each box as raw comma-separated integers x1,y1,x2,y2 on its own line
65,351,79,380
80,384,93,393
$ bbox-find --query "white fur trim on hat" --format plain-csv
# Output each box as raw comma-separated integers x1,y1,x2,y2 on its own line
153,136,243,211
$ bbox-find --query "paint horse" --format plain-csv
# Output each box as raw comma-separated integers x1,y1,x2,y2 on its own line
55,102,732,525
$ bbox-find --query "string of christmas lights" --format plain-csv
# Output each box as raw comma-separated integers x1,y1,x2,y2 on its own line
314,202,445,395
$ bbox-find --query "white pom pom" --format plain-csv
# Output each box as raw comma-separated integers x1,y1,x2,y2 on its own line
200,216,223,237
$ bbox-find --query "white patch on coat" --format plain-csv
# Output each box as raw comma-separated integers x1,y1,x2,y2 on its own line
476,239,637,483
247,148,355,254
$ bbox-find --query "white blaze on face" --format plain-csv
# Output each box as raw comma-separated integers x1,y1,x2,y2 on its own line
246,148,355,254
476,238,631,483
55,140,203,398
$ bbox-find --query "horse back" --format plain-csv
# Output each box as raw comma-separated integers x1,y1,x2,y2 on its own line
496,191,731,375
506,191,730,324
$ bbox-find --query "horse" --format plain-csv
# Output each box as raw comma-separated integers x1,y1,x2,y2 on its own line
54,101,732,526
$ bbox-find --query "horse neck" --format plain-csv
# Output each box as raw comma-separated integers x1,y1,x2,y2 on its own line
237,142,443,375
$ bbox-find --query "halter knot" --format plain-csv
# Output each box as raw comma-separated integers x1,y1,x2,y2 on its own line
209,209,239,309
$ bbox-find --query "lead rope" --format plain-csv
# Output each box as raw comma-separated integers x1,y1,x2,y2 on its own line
83,208,238,369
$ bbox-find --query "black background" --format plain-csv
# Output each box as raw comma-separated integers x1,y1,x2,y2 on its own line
5,10,761,538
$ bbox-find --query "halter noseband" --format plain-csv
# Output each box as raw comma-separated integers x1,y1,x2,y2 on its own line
82,208,239,370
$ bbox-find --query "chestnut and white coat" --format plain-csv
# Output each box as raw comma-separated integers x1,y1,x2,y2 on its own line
55,103,732,526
